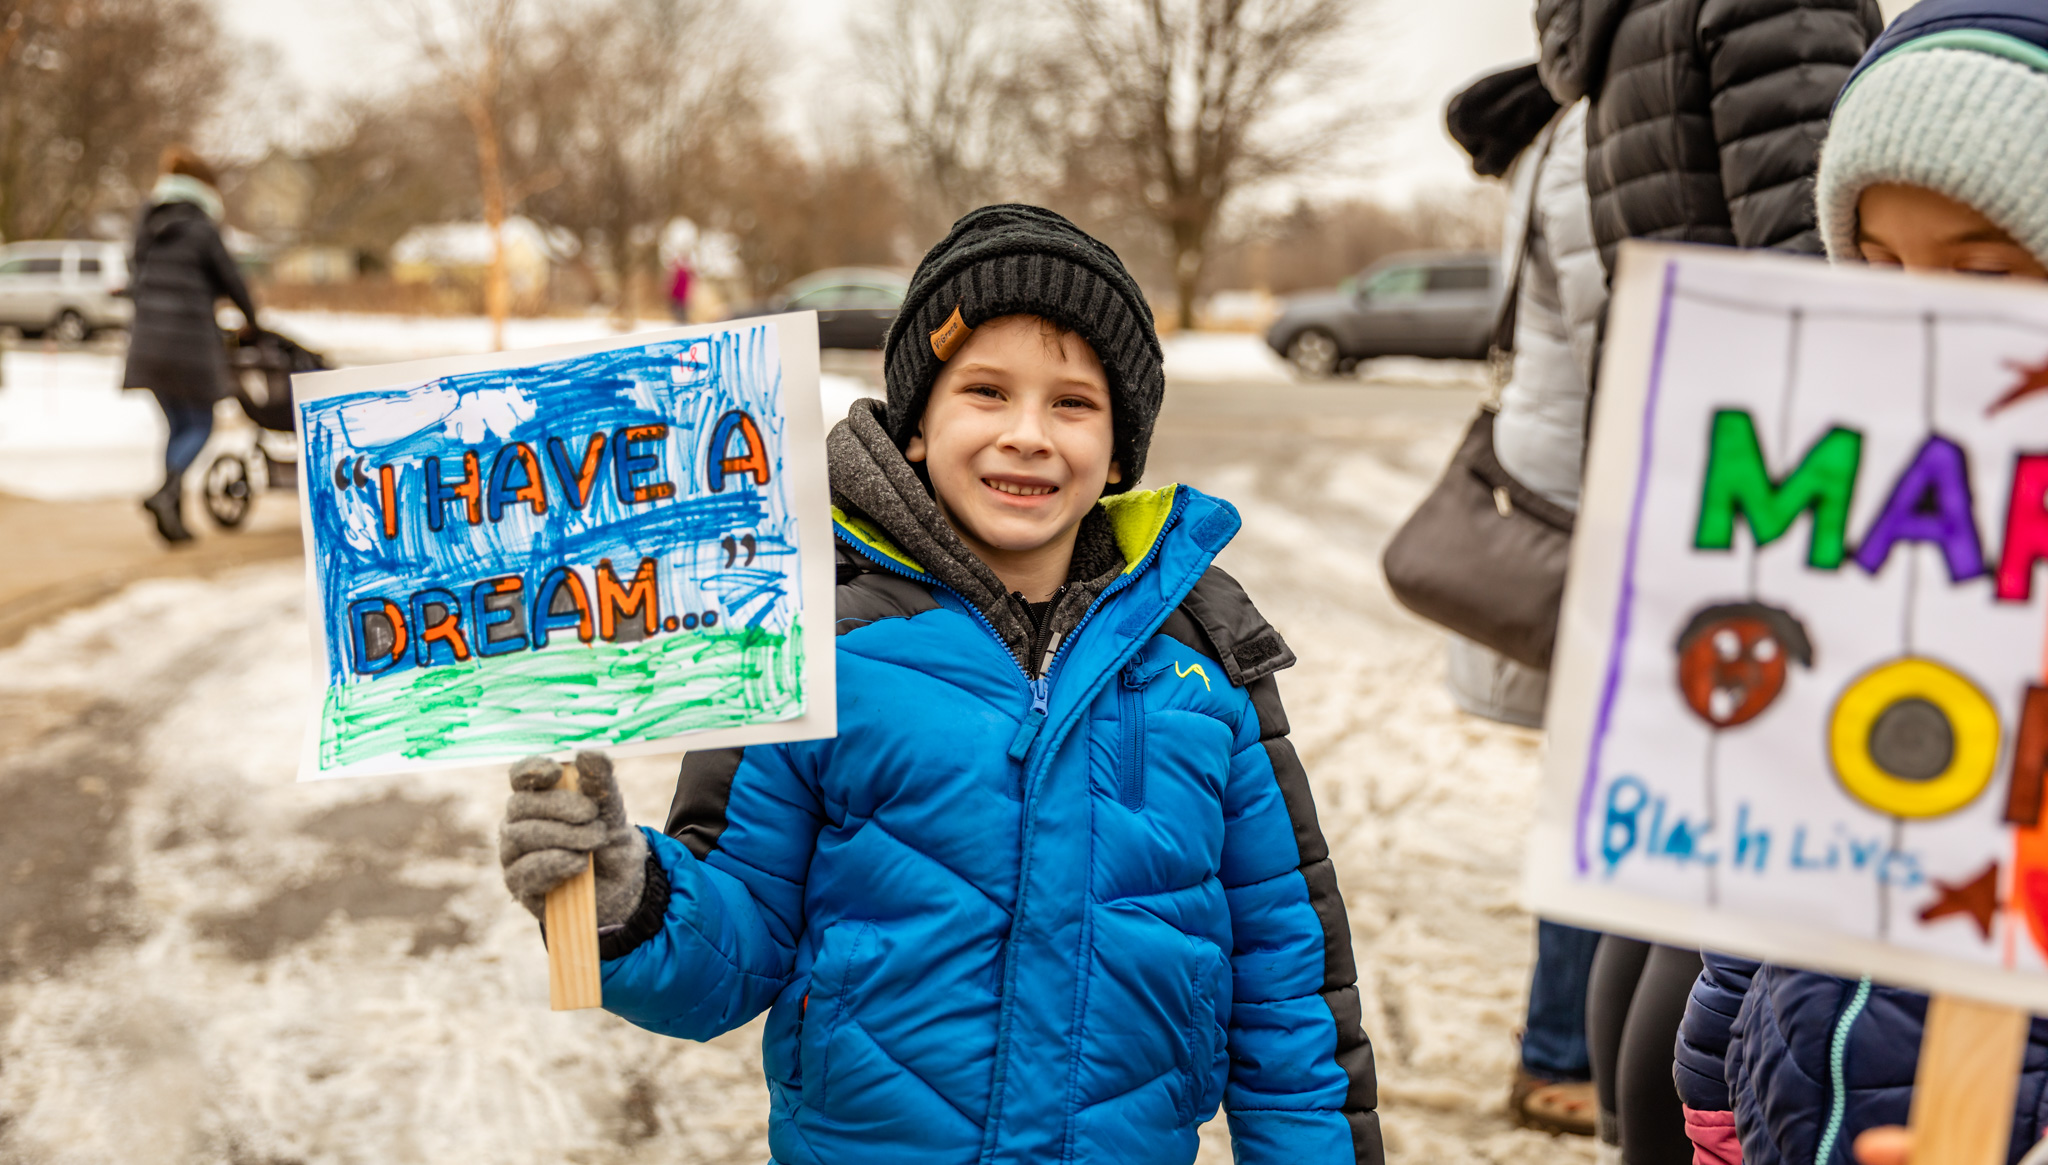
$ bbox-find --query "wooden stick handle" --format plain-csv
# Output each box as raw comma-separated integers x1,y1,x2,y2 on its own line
543,762,603,1011
1909,993,2030,1165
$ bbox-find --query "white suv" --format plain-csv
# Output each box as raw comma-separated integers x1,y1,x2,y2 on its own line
0,240,133,343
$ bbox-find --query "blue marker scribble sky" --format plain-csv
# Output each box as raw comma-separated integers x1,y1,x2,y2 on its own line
301,326,798,685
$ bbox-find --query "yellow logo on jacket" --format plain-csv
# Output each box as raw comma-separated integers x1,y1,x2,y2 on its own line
1174,661,1211,691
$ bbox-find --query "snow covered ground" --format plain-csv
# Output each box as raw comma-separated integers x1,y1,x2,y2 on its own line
0,348,1588,1162
0,348,165,500
0,317,1562,1160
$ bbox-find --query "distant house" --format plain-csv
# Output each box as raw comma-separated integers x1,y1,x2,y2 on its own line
227,152,363,285
391,218,564,302
271,245,359,285
236,154,314,238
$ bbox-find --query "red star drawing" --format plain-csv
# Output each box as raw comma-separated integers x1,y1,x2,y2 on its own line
1989,353,2048,415
1918,861,2002,941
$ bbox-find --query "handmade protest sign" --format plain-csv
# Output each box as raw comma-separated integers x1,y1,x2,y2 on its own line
1528,244,2048,1013
291,314,835,783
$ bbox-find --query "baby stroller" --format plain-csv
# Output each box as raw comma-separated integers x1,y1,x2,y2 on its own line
203,327,329,529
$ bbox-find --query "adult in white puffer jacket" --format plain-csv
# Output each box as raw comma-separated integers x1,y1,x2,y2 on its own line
1441,66,1611,1139
1445,98,1607,728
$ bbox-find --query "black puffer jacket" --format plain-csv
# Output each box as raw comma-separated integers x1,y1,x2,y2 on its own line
1535,0,1882,271
121,200,258,404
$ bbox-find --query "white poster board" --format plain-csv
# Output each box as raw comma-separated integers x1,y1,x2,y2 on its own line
291,314,835,781
1528,243,2048,1009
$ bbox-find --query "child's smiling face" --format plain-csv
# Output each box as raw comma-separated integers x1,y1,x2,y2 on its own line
906,314,1121,590
1857,184,2048,280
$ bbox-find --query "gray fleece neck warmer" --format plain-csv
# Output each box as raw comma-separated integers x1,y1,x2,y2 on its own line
828,398,1126,668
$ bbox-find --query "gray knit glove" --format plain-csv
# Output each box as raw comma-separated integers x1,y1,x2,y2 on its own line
499,751,648,927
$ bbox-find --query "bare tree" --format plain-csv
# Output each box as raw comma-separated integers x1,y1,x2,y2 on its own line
511,0,769,326
387,0,525,349
852,0,1062,236
1056,0,1358,329
287,93,476,266
1204,189,1506,296
713,137,911,300
0,0,233,241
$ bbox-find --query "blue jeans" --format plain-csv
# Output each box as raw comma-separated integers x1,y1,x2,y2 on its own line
155,394,213,491
1523,919,1601,1081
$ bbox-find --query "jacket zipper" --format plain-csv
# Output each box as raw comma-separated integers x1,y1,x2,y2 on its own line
1005,586,1067,761
1814,976,1872,1165
1118,660,1150,810
836,485,1192,772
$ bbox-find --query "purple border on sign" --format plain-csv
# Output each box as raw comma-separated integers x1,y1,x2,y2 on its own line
1574,260,1680,874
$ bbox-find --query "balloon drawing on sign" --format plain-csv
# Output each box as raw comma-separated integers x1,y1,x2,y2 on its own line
1828,657,1999,819
1674,602,1815,728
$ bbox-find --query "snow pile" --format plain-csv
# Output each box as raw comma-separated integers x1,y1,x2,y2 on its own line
1159,331,1490,391
1162,331,1294,384
264,311,682,367
0,350,165,500
0,342,877,503
389,218,572,269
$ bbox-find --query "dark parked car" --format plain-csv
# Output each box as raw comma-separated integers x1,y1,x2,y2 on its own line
1265,250,1501,377
729,267,907,350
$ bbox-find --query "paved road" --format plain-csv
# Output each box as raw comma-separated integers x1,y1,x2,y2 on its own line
0,368,1591,1164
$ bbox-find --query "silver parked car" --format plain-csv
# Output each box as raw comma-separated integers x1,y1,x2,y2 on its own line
0,240,133,343
1265,250,1501,377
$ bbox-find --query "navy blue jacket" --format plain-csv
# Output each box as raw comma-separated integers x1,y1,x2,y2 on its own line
1676,954,2048,1164
596,483,1380,1164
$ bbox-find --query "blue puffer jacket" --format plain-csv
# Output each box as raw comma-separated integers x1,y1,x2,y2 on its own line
1676,954,2048,1164
596,475,1380,1164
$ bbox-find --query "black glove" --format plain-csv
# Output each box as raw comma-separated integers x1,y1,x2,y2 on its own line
499,751,648,926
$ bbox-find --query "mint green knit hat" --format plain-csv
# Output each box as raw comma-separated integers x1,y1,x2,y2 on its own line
1817,22,2048,265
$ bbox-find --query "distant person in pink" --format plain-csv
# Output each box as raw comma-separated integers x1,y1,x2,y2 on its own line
668,262,692,322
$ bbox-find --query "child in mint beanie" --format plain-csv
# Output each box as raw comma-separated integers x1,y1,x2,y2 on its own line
1674,9,2048,1165
1816,0,2048,273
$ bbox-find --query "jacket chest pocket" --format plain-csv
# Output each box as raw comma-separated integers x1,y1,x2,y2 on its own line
799,920,875,1111
1118,660,1153,811
1116,656,1229,816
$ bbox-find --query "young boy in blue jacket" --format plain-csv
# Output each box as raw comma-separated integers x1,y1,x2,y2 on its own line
1675,4,2048,1164
498,205,1382,1165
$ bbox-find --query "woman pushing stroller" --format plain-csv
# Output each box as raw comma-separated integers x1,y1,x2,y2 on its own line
122,144,261,544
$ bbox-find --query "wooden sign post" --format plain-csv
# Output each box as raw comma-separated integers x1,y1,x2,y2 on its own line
544,762,603,1011
1910,995,2030,1165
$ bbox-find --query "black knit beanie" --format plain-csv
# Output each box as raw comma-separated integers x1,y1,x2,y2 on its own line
882,204,1165,492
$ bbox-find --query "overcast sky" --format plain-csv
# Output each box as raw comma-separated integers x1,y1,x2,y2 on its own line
213,0,1915,205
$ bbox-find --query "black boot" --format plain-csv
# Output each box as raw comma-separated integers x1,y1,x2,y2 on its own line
143,485,193,544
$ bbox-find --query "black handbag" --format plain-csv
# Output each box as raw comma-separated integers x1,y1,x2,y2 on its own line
1382,408,1576,669
1381,118,1577,671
